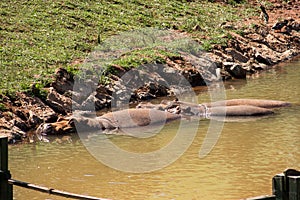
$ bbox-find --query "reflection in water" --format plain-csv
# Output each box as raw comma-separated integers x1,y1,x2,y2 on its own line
9,59,300,200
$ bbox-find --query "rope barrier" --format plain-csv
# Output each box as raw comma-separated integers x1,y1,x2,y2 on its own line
8,179,111,200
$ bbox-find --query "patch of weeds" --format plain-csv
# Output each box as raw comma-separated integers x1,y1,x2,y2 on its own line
202,36,229,51
29,83,49,100
227,0,247,6
201,41,213,51
97,47,180,84
233,29,245,36
0,103,7,112
110,48,180,71
99,74,112,85
66,65,80,76
3,90,16,101
260,1,273,8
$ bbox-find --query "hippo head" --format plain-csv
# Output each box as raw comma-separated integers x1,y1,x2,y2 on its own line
36,118,75,137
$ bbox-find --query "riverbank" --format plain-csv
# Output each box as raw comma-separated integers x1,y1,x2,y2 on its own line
0,0,299,143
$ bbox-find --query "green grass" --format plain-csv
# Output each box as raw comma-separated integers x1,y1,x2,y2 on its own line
110,48,179,70
0,0,257,95
0,103,7,111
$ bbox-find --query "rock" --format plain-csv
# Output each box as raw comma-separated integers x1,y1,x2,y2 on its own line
0,93,57,143
265,34,289,53
220,22,236,30
108,64,126,77
252,63,268,71
254,52,274,65
0,117,26,143
11,118,29,131
273,3,282,8
245,33,265,43
28,110,43,127
79,92,108,111
289,20,300,31
148,82,169,97
272,20,288,30
181,67,206,86
136,91,156,100
226,48,249,63
212,50,234,62
72,78,98,104
70,84,112,111
46,87,72,114
223,62,247,79
280,49,297,61
135,82,169,100
51,68,74,94
9,93,58,130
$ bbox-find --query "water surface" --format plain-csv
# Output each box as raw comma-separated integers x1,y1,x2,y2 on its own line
9,58,300,200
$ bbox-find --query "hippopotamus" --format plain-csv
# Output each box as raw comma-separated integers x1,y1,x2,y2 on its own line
36,98,290,138
36,108,181,136
204,99,290,108
136,98,290,117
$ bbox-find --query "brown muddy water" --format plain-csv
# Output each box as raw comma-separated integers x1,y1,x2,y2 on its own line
9,58,300,200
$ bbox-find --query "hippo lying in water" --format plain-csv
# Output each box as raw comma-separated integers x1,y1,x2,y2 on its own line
36,108,181,136
36,98,290,137
137,98,290,117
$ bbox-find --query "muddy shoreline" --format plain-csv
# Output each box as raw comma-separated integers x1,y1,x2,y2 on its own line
1,2,300,143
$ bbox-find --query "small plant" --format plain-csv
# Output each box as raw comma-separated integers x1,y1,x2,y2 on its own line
29,83,48,100
3,90,16,100
0,103,7,112
110,48,179,71
201,41,213,51
99,74,112,85
227,0,246,6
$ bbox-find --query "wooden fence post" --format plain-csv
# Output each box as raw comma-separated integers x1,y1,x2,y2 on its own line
288,176,300,200
0,136,13,200
273,173,287,200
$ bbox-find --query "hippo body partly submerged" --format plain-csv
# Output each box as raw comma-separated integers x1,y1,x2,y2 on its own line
37,108,181,135
36,98,290,137
205,99,291,108
137,98,290,117
90,108,181,129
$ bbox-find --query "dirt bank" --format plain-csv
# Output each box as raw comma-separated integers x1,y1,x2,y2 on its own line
0,1,299,143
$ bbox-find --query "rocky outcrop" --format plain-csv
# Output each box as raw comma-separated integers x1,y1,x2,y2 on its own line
210,19,300,79
0,93,58,143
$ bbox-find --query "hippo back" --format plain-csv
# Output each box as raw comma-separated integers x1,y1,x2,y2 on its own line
98,108,181,128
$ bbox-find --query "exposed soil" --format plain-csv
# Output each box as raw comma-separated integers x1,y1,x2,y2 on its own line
245,0,300,26
0,0,299,143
